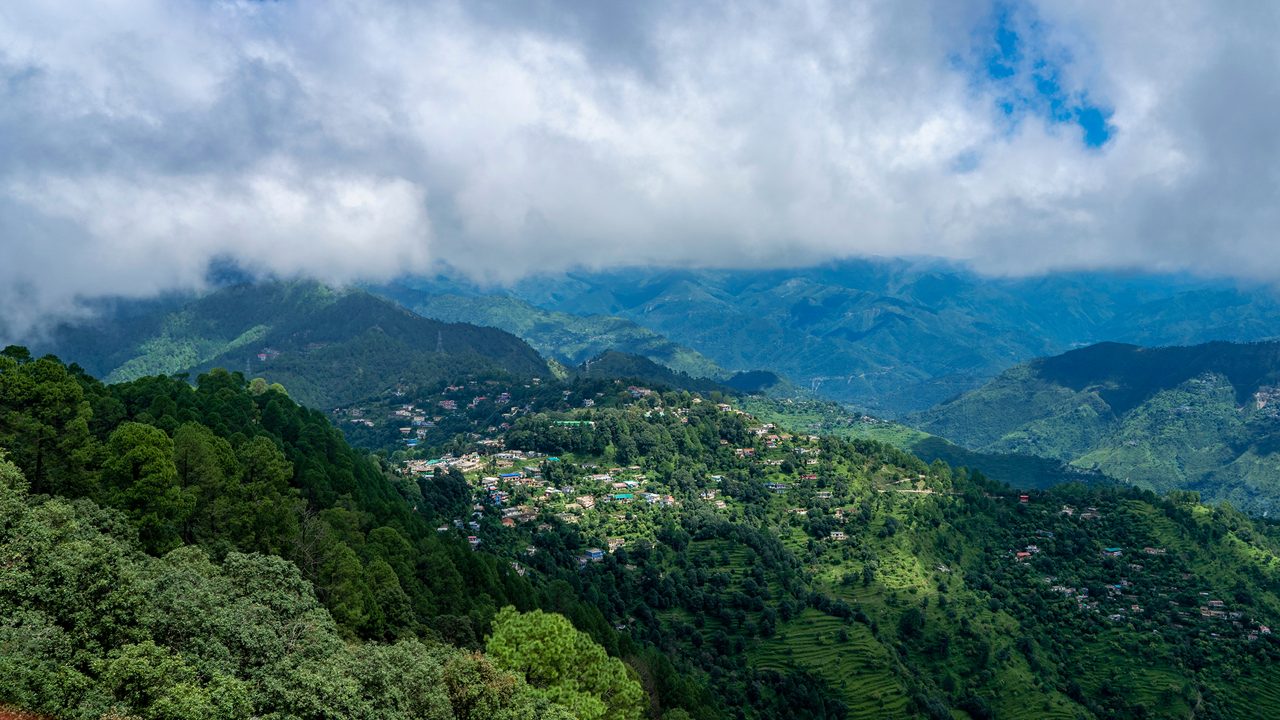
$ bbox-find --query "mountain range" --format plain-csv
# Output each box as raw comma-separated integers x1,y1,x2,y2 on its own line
391,260,1280,415
28,281,768,413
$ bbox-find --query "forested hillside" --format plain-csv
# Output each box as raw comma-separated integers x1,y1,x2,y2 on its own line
0,348,649,720
34,282,549,409
0,469,616,720
5,347,1280,718
374,283,726,380
575,351,730,394
914,341,1280,513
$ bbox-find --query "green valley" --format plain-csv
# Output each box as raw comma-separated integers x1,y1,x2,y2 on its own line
404,383,1280,719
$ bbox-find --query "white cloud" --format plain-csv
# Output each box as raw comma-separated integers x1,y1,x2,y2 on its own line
1,0,1277,336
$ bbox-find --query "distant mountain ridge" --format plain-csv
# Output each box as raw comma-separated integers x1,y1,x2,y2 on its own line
34,282,550,409
574,350,727,392
567,349,780,398
399,260,1280,415
913,340,1280,513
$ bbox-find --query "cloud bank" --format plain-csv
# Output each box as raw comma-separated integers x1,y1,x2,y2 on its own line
1,0,1278,335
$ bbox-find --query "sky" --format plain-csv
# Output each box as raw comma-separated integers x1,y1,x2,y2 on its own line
1,0,1278,335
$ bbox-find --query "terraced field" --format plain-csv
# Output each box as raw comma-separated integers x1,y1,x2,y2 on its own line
1071,638,1194,717
631,457,1278,719
750,609,912,719
1215,666,1280,719
984,664,1082,720
1075,638,1280,719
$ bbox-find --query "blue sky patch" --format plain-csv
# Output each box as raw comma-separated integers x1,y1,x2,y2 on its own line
977,3,1114,149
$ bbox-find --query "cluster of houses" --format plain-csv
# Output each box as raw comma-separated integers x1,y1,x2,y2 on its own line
334,401,443,444
1047,568,1273,640
1059,505,1103,520
403,398,869,571
333,406,376,428
1185,595,1273,641
1254,386,1280,414
1012,503,1278,644
416,450,685,551
332,378,546,452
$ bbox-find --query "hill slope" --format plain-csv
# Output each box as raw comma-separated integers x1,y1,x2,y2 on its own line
374,282,727,379
740,395,1108,491
35,282,550,409
914,341,1280,512
0,350,651,720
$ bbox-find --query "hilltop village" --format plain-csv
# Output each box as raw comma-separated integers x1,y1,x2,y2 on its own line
330,375,661,453
378,386,1277,652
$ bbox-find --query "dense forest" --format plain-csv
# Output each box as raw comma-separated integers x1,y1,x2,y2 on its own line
0,347,651,719
5,346,1280,718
